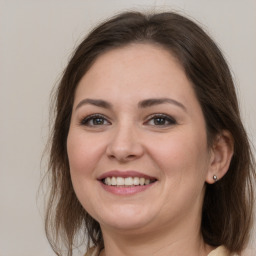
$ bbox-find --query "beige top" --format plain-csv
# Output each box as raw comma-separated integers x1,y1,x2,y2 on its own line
85,245,237,256
208,246,237,256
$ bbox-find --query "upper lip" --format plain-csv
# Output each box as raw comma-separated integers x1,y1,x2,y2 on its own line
97,170,157,180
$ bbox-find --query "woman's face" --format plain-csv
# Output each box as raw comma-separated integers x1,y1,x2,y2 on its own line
67,44,213,235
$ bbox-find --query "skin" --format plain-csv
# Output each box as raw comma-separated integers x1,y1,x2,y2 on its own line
67,43,233,256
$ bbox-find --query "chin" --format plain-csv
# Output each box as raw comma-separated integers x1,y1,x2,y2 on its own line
96,206,156,232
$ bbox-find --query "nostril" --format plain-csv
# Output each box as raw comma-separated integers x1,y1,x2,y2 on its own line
127,154,136,158
108,153,138,162
106,137,144,161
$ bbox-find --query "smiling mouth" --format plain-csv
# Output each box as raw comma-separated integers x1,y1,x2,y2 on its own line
102,177,157,186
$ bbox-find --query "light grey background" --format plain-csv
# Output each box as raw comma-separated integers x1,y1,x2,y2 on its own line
0,1,255,256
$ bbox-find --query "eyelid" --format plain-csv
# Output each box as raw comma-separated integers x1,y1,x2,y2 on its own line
144,113,177,126
78,113,176,127
80,113,111,126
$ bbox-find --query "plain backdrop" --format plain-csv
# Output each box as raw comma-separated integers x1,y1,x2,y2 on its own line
0,1,255,256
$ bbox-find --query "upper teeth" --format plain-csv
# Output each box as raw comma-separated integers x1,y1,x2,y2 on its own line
104,177,151,186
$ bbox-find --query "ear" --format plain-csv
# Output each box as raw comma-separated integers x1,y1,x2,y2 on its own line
206,130,234,184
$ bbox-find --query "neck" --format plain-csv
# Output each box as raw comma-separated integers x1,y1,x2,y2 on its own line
99,188,213,256
100,218,213,256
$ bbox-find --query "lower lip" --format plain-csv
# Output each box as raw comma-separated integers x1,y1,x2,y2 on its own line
100,182,155,195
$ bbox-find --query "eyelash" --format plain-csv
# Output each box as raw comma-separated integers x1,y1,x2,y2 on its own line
145,114,177,127
80,114,177,127
80,114,111,127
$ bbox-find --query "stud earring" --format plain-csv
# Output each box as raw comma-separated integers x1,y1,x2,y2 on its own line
213,175,218,182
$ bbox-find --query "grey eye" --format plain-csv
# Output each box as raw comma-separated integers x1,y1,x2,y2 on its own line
81,114,110,126
146,114,176,126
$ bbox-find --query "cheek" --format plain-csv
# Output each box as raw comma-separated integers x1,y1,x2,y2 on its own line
67,131,103,178
150,129,209,213
148,128,209,180
66,131,104,213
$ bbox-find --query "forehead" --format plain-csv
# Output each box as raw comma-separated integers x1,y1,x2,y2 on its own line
83,43,184,81
74,43,196,105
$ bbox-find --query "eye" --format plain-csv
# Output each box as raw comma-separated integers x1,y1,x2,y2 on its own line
80,114,111,127
145,114,177,127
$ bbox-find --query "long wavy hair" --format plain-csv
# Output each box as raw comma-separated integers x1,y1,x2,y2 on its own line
44,11,256,256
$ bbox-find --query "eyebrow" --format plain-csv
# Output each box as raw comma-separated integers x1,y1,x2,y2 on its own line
138,98,187,112
75,97,186,112
75,99,113,110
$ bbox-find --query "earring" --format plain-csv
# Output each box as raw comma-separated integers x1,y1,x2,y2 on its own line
213,175,218,182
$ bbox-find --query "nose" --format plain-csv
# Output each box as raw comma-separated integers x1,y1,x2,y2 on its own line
106,124,144,162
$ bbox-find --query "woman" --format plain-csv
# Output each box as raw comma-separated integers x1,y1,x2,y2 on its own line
45,11,255,256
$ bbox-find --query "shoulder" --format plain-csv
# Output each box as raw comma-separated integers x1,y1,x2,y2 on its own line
84,246,100,256
84,246,255,256
207,246,240,256
207,246,254,256
241,248,256,256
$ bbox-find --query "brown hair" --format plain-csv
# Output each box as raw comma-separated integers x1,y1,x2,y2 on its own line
45,11,255,256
